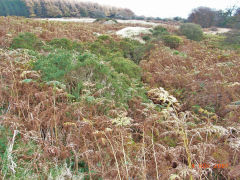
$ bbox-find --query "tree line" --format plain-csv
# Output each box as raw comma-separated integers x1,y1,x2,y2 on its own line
0,0,135,19
188,6,240,29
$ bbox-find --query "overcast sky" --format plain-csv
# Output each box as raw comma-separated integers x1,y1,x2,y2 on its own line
80,0,240,18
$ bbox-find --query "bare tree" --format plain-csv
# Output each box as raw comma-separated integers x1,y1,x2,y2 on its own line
188,7,217,28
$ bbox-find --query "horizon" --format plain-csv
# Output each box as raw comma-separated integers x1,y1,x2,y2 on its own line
79,0,240,18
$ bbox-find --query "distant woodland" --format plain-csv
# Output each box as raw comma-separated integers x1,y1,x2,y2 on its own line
0,0,135,19
188,6,240,28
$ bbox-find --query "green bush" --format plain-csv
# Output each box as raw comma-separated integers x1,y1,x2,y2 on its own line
111,57,141,79
34,50,73,82
11,32,43,50
179,23,203,41
152,26,169,37
97,34,111,41
162,35,183,49
142,35,151,41
89,37,152,64
33,50,146,105
119,38,151,64
48,38,82,51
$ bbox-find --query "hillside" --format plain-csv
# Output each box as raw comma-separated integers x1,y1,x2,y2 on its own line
0,0,135,19
0,17,240,179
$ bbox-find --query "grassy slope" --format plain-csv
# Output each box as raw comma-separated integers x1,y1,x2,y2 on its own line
0,17,240,179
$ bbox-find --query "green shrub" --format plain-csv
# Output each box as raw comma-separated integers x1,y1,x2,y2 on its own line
89,37,151,64
179,23,203,41
111,57,141,79
11,32,43,50
152,26,169,37
89,41,110,56
119,38,150,64
34,50,146,105
73,53,145,105
162,35,183,49
34,50,73,82
142,35,151,41
97,34,111,41
88,35,119,56
48,38,82,51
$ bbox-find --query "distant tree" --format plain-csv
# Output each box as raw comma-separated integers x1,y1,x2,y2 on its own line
155,17,162,21
78,6,88,17
233,8,240,29
135,16,146,20
173,16,187,22
188,7,217,28
33,1,42,17
0,0,29,17
88,9,106,18
118,9,135,19
214,10,231,27
45,4,63,18
234,8,240,16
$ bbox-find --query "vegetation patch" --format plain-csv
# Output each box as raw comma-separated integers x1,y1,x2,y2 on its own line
11,32,43,50
111,57,141,79
1,16,240,180
162,35,183,49
48,38,83,51
179,23,203,41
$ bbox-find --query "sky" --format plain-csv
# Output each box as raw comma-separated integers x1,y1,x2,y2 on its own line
79,0,240,18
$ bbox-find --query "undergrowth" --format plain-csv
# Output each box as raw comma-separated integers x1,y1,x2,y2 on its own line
0,17,240,180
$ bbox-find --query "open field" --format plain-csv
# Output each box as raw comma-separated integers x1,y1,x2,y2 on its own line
0,17,240,179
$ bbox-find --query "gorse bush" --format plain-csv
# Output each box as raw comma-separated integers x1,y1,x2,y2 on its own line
119,38,153,64
48,38,82,51
162,35,183,49
49,38,72,49
34,49,146,105
74,53,146,104
34,50,73,82
142,35,151,41
151,26,169,37
179,23,203,41
111,57,141,79
11,32,43,50
89,36,150,64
